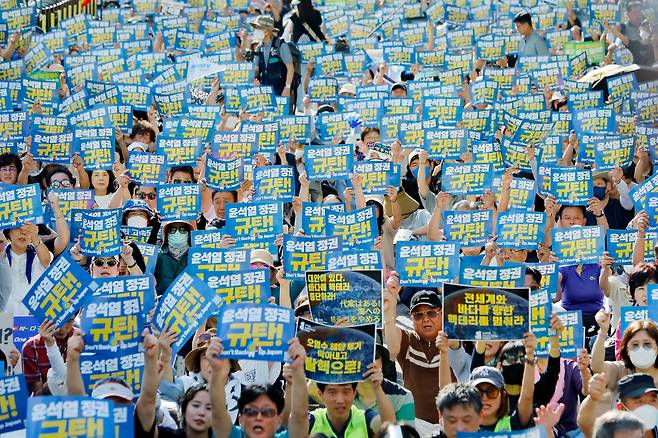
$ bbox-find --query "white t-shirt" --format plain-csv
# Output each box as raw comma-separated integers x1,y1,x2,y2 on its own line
1,249,48,316
94,193,113,209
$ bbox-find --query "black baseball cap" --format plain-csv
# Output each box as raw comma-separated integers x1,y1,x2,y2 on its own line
619,373,658,400
410,290,442,312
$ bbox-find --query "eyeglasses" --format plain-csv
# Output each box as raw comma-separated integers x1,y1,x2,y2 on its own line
136,192,156,200
93,258,118,267
411,310,440,321
477,384,500,399
50,180,72,188
0,166,17,174
241,407,277,418
172,179,193,184
167,226,189,234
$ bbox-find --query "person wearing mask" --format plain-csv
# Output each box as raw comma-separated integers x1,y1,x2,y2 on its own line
603,2,655,66
154,220,195,296
579,373,658,437
513,12,549,58
251,15,296,100
591,172,634,230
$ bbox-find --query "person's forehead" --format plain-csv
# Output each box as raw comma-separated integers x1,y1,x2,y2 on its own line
248,395,277,407
442,404,479,417
562,207,584,217
51,172,69,181
136,186,156,193
412,304,437,313
324,383,354,391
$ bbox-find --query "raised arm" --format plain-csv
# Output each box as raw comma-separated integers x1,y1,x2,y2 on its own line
48,193,70,257
517,332,538,427
207,338,235,438
135,329,162,431
287,338,310,438
65,330,87,396
383,274,402,359
352,174,366,211
364,362,396,431
436,331,453,390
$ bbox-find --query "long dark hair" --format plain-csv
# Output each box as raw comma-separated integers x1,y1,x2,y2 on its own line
87,169,117,194
179,384,211,431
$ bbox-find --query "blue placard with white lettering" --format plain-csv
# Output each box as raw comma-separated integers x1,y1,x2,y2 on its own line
156,183,201,221
443,210,494,246
424,128,468,160
594,135,634,171
283,235,342,280
81,293,143,353
0,183,43,229
190,268,271,304
536,310,584,358
152,270,222,354
113,405,134,438
621,306,649,334
188,247,249,272
225,201,283,238
352,161,400,196
156,136,202,167
573,108,616,135
396,241,460,287
647,284,658,322
237,85,276,113
496,211,546,249
304,144,354,181
441,163,493,195
27,396,115,438
301,202,345,237
327,250,382,271
135,242,158,275
527,262,559,298
218,303,295,361
530,288,551,334
459,262,525,288
127,152,166,185
23,254,94,327
254,165,295,202
80,209,122,257
0,374,28,433
205,155,243,191
548,166,592,206
190,230,225,249
325,205,377,248
606,229,637,265
13,316,39,351
30,131,73,165
79,350,144,394
552,225,604,266
74,136,115,171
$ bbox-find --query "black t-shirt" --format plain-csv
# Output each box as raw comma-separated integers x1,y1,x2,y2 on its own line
134,416,211,438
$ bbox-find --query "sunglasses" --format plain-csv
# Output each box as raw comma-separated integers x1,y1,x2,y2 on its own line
50,180,72,188
477,384,500,399
172,179,193,184
167,226,189,234
241,407,277,418
93,258,118,267
136,192,156,200
411,310,440,321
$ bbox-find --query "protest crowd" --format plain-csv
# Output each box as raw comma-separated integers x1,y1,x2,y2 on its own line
0,0,657,436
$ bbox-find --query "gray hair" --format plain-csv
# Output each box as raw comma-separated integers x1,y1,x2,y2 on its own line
593,411,644,438
436,383,482,415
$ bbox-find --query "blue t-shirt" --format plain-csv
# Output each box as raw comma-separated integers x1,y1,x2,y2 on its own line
559,263,603,315
230,426,288,438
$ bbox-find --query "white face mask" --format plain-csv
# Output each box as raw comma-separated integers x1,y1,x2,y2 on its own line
631,404,658,430
126,216,149,228
253,29,265,42
294,149,304,160
630,346,658,369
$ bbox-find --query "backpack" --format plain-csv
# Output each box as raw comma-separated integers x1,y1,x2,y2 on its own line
274,37,302,87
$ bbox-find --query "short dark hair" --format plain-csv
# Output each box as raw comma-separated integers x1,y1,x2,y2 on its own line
525,267,542,288
43,165,74,188
620,320,658,370
86,169,117,193
179,383,209,428
629,263,658,304
594,411,644,438
436,383,482,414
238,384,285,415
0,153,21,175
169,165,196,183
556,205,586,221
360,127,381,142
316,382,358,392
212,190,238,202
130,120,157,143
513,12,532,26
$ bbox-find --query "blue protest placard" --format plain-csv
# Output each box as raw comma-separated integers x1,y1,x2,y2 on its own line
204,156,243,192
459,263,525,288
29,131,74,165
422,97,463,124
306,270,383,327
621,306,649,334
87,276,155,321
0,183,43,229
188,247,250,272
152,270,221,354
636,94,658,123
283,235,341,280
527,262,560,298
74,136,115,171
443,283,530,341
548,166,592,206
553,226,604,266
308,78,339,103
254,166,295,202
79,350,144,394
648,284,658,322
80,292,143,354
225,202,283,238
13,316,39,351
573,108,616,135
240,121,279,154
304,144,354,181
127,152,166,185
594,135,634,171
607,72,638,103
443,210,494,246
441,163,493,195
352,161,400,196
80,209,122,257
217,303,295,361
396,242,460,288
23,254,93,327
156,136,202,167
135,242,158,275
630,172,658,211
606,229,637,265
190,268,271,304
21,77,59,115
530,288,551,335
458,426,547,438
156,183,200,221
327,250,382,271
0,374,28,433
301,202,345,237
237,85,276,113
316,111,357,143
496,211,546,249
27,396,115,438
325,205,378,248
121,226,152,243
296,318,376,384
112,405,134,438
276,115,311,142
536,310,584,358
567,91,605,112
424,128,468,160
212,132,258,159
